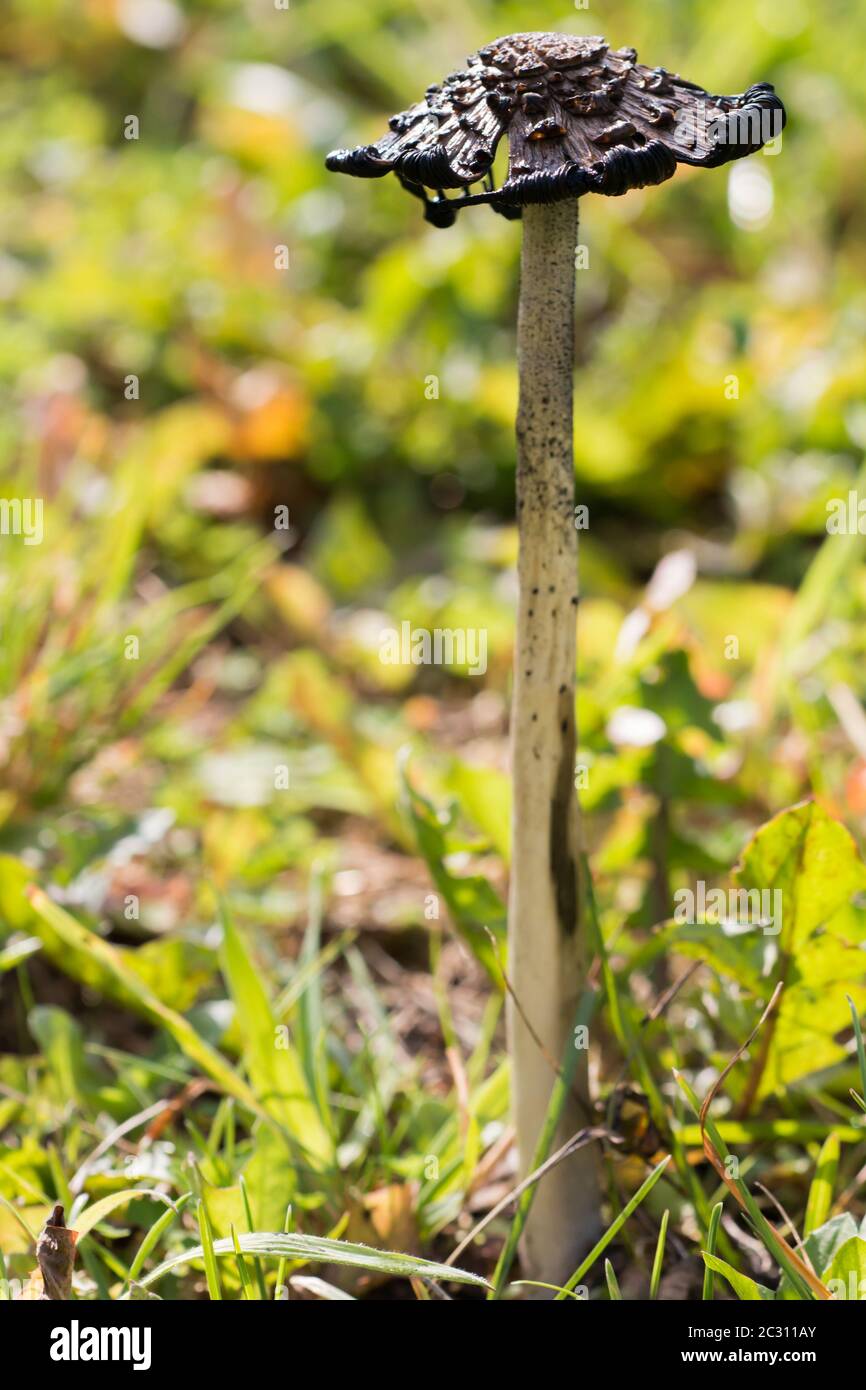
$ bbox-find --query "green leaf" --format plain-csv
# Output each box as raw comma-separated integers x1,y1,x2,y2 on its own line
823,1236,866,1299
733,803,866,1095
734,801,866,956
241,1124,296,1233
74,1189,177,1243
701,1252,774,1301
124,938,216,1014
653,921,767,994
399,761,505,983
804,1212,858,1280
445,759,511,860
764,1006,858,1094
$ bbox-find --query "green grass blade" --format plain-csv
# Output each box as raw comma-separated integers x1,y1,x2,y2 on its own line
296,865,332,1131
274,1203,293,1300
197,1199,223,1301
847,996,866,1114
650,1208,669,1300
231,1224,254,1300
555,1155,672,1299
511,1279,583,1299
46,1145,72,1215
674,1070,817,1300
219,899,333,1167
605,1258,622,1300
804,1133,840,1237
127,1193,192,1284
273,931,356,1020
141,1231,491,1291
239,1175,267,1300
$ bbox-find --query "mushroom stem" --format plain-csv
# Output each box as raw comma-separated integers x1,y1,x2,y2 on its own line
508,199,599,1287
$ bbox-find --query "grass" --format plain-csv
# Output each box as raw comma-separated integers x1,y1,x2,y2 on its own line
3,484,866,1300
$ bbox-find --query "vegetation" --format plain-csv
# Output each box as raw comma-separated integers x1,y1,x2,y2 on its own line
2,0,866,1301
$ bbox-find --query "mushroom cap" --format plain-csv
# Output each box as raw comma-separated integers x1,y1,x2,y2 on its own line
326,33,785,226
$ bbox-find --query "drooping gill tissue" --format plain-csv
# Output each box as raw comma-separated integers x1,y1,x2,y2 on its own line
327,32,785,224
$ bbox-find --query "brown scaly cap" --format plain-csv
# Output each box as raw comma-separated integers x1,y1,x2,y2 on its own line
326,33,785,226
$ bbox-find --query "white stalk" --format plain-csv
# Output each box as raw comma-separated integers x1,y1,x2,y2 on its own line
507,198,599,1288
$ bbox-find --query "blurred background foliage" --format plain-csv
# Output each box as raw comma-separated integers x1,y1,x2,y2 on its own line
2,0,866,1298
1,0,865,900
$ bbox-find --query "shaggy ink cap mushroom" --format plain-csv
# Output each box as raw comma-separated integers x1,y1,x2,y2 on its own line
326,32,786,226
326,32,786,1288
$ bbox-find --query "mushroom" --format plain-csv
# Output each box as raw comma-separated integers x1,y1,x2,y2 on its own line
327,33,784,1287
326,33,784,227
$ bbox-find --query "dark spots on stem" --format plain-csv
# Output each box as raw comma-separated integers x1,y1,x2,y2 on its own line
550,686,578,937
